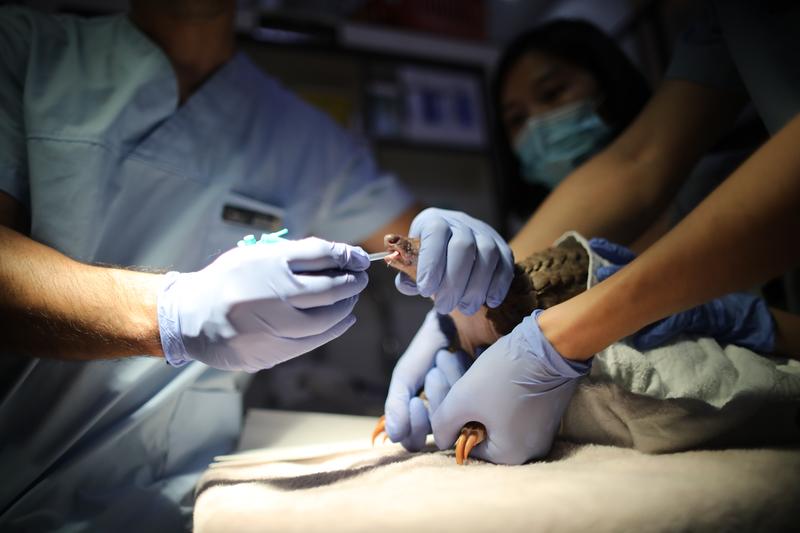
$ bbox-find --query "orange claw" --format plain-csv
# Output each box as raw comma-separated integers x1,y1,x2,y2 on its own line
464,433,478,459
455,434,466,464
455,422,486,465
371,415,387,446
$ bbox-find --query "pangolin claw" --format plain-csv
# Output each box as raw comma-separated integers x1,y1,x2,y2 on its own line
371,415,387,446
455,422,486,465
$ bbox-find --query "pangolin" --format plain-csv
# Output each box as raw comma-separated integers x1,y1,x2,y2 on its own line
372,233,589,464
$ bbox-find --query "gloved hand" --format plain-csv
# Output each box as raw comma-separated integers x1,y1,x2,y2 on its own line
587,237,636,281
158,237,369,372
395,208,514,315
384,310,470,451
431,310,590,465
589,238,776,353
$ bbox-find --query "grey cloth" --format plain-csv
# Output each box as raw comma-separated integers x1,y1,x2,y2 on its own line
563,344,800,453
0,7,412,532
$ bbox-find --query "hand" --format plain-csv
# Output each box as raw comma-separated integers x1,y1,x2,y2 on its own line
395,208,514,315
588,237,636,279
158,237,369,372
635,293,775,352
431,310,590,465
590,238,775,353
384,310,470,451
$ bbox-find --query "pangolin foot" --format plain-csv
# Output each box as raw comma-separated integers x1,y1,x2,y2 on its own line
455,422,486,465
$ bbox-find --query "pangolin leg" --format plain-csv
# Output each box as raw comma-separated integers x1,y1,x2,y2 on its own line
371,415,386,446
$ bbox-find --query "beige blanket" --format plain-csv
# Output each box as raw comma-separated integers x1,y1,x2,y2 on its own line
195,442,800,532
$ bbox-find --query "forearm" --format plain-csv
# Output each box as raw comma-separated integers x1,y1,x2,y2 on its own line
510,80,745,258
509,148,682,257
0,225,164,359
772,308,800,360
541,113,800,360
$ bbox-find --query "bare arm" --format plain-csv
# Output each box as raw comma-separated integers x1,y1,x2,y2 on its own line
772,308,800,361
540,113,800,360
510,80,746,258
0,192,164,360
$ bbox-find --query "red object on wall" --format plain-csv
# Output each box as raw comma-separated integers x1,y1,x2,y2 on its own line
354,0,487,41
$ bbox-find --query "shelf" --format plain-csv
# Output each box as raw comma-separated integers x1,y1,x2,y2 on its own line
340,22,499,71
239,12,499,73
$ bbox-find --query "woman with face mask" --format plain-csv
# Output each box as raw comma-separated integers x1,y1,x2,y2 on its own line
493,20,651,221
493,20,764,248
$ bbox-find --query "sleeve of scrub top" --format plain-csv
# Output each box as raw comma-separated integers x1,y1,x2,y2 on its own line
310,143,415,245
0,7,32,206
664,2,745,93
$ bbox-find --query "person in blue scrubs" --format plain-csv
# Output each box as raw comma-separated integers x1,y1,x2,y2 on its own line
0,1,427,530
0,0,513,528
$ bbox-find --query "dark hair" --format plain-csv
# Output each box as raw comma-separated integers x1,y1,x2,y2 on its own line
492,19,651,220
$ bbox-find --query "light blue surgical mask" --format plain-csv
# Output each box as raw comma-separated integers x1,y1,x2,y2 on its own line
513,99,613,189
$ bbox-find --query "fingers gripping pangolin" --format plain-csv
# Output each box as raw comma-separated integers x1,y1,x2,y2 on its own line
374,234,589,464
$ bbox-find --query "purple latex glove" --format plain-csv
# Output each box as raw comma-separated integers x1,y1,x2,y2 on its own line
158,237,369,372
384,310,470,451
431,310,590,465
394,208,514,315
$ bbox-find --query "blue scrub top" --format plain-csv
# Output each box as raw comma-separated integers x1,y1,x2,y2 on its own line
0,7,413,531
666,0,800,135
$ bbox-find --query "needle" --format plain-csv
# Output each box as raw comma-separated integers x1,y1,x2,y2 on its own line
368,251,391,261
368,251,399,265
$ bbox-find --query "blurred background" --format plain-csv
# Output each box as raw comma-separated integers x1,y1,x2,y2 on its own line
12,0,751,416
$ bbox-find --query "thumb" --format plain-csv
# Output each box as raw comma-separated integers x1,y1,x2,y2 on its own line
326,241,370,271
287,238,370,272
395,273,420,296
384,381,412,441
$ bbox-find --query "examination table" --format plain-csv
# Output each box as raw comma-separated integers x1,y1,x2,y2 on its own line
193,409,800,532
